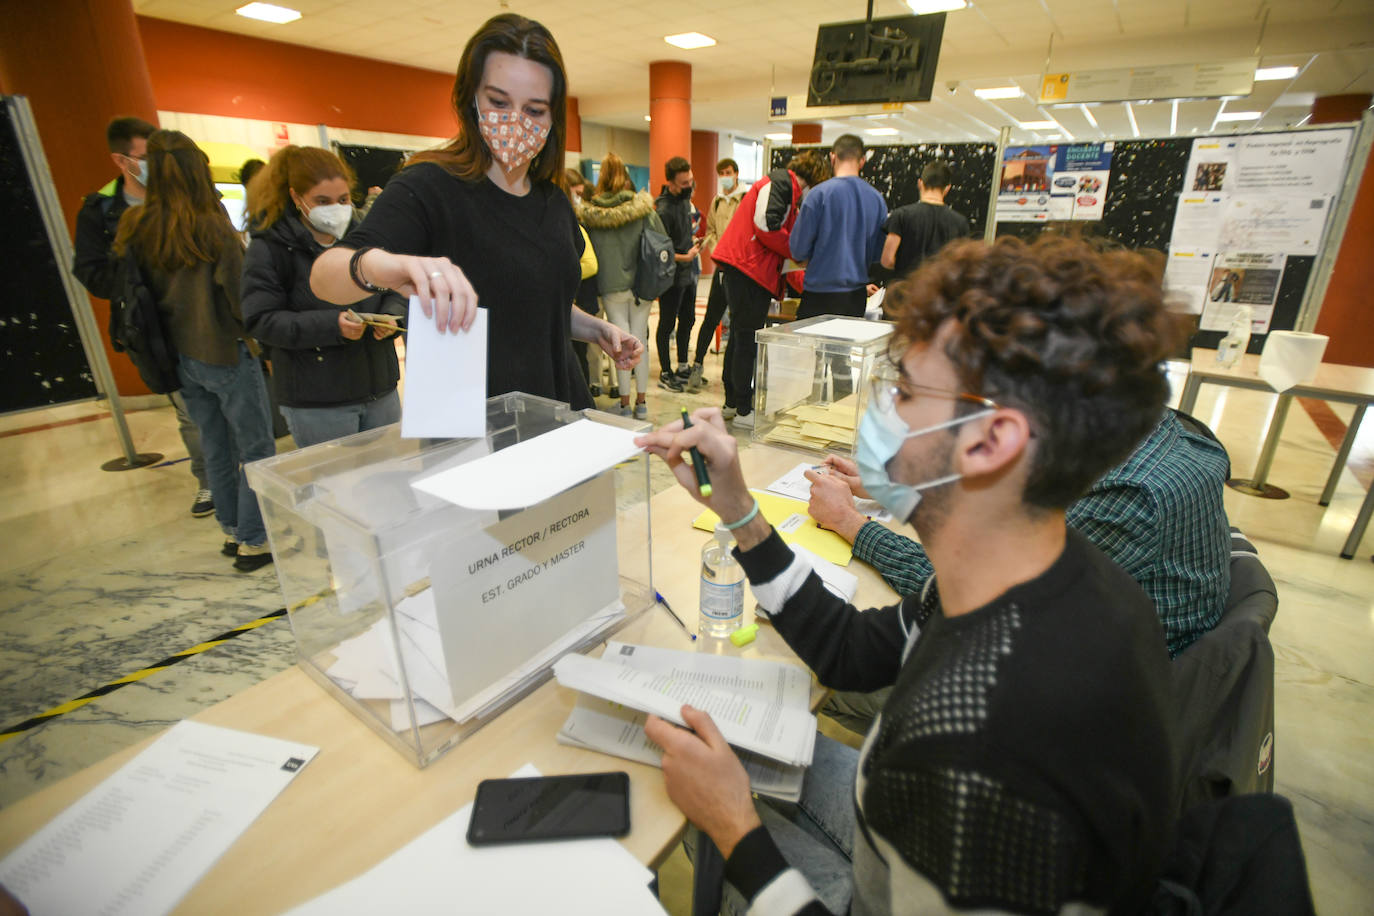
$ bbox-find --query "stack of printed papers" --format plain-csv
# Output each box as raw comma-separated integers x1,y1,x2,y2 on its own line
554,643,816,799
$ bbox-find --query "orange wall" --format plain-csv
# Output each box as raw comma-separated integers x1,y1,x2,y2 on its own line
1314,141,1374,367
136,17,457,138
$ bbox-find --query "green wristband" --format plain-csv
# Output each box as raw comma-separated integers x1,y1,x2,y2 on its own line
721,498,760,531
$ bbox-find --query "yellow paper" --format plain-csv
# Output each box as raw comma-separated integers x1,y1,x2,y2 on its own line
799,421,855,445
692,489,852,566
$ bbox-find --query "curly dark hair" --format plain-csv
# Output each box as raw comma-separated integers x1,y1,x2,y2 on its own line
888,235,1187,508
786,150,831,188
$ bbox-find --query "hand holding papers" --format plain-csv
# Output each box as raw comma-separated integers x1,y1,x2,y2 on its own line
554,643,817,769
400,294,487,439
557,643,814,800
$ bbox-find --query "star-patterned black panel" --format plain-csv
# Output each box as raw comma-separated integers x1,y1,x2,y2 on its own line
1,102,98,412
770,143,999,237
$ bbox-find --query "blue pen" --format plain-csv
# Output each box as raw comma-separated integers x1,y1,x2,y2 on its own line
655,590,697,641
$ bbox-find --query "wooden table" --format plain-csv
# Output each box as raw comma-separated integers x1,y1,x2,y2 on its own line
1177,347,1374,557
0,444,897,914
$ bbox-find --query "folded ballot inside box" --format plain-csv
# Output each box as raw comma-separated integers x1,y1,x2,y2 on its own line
753,316,894,456
245,393,654,768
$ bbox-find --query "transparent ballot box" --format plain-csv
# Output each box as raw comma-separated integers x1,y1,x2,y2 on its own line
245,392,654,767
752,315,894,455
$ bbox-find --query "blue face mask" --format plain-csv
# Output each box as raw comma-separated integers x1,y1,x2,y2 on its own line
856,394,993,524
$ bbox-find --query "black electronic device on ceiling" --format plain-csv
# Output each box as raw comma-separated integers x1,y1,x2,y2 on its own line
808,13,946,107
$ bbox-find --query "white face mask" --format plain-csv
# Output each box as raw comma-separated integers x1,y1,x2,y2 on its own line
719,175,736,194
302,202,352,240
572,192,582,207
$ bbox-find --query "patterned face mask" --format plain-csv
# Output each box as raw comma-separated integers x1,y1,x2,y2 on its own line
476,107,550,172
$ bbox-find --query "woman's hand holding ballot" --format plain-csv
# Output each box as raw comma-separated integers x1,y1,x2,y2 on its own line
357,249,479,335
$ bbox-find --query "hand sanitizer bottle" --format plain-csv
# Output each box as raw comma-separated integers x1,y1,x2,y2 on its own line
699,524,744,639
1215,305,1253,369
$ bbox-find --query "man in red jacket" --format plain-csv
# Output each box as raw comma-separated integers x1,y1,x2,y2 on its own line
709,151,829,428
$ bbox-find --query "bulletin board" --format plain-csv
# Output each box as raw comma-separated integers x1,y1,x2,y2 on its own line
769,142,999,238
993,129,1356,351
0,98,98,413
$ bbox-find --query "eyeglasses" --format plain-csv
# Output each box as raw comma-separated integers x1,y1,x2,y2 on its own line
868,360,998,415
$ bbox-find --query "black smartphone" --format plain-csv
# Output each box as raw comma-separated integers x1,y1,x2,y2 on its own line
466,771,631,846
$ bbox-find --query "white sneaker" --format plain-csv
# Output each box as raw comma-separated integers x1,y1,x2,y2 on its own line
732,412,756,430
722,406,738,420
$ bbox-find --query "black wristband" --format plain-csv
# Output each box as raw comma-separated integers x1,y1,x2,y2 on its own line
348,246,389,293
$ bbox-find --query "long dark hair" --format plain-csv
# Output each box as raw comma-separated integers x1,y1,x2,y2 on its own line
409,13,568,184
113,129,239,272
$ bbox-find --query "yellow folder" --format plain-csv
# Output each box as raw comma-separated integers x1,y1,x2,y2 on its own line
692,489,853,566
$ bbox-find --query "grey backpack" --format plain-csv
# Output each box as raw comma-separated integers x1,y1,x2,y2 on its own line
632,224,675,301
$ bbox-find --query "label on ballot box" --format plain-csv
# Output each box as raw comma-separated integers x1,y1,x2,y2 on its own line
430,472,620,708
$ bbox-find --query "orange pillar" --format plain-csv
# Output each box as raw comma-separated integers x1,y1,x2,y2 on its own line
1311,95,1374,367
792,122,822,144
691,129,719,273
0,0,158,396
566,95,582,157
649,61,691,196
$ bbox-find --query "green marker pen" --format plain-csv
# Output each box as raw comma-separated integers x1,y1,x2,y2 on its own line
680,408,712,498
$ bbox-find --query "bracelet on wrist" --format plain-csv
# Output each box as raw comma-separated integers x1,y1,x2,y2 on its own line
721,498,760,531
348,246,389,293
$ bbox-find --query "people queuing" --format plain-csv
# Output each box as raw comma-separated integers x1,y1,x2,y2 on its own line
112,130,277,572
653,156,701,393
683,157,745,395
580,152,667,419
72,117,214,520
241,146,406,448
708,150,830,427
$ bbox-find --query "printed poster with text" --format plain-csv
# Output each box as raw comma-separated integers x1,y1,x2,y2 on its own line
997,143,1114,222
1199,252,1285,334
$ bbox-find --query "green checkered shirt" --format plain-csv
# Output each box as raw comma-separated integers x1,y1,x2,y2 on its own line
852,410,1232,657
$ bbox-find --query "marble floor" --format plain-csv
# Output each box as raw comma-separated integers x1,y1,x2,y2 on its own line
1,319,1372,914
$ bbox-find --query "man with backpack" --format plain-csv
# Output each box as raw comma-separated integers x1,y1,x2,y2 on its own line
72,116,212,518
654,156,701,393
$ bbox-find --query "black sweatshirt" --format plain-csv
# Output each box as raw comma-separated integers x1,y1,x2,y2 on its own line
342,163,591,409
726,527,1177,915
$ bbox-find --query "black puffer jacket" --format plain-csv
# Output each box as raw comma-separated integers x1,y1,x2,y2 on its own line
242,215,405,408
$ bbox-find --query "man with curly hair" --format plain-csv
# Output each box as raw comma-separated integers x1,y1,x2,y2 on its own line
636,235,1186,915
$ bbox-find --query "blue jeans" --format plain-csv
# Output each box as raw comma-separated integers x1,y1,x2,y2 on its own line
279,389,400,449
688,734,858,915
176,343,275,548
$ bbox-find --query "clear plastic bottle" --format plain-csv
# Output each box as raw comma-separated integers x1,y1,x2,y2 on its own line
1215,305,1253,369
699,523,744,639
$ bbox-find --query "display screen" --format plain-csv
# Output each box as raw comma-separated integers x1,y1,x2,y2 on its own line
466,772,630,845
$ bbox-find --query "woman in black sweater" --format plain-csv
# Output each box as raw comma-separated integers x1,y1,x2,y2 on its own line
241,146,405,448
309,13,641,408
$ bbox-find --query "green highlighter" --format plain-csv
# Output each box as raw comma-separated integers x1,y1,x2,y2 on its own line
680,408,713,498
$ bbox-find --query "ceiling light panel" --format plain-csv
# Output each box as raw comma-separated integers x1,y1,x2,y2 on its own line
664,32,716,49
235,2,301,24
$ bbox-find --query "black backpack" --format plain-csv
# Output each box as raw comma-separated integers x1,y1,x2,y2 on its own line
109,247,181,394
632,223,675,302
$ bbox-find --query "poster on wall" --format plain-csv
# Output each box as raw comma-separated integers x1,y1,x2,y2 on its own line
1216,194,1332,256
997,142,1115,222
1050,141,1113,220
1162,248,1215,314
1230,129,1353,194
1199,251,1285,333
997,146,1055,221
1182,138,1240,193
